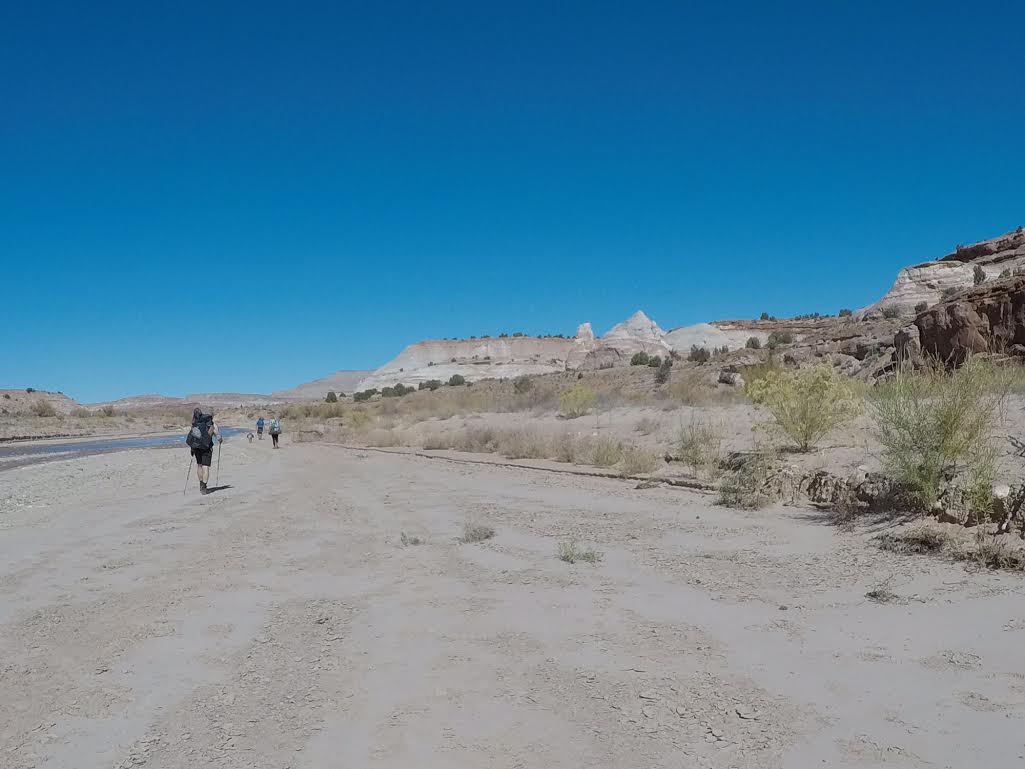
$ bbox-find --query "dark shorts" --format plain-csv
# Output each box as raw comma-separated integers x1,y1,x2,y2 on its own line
191,446,213,467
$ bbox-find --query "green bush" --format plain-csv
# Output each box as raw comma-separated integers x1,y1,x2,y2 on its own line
648,355,662,368
974,265,986,285
717,452,772,509
745,337,761,349
630,351,650,366
760,312,770,321
942,286,958,299
869,359,1002,512
746,364,861,452
882,305,901,319
589,436,623,466
100,404,116,417
559,385,597,418
688,345,710,363
418,379,443,391
914,301,928,313
766,331,793,349
838,308,853,317
325,391,338,403
381,383,415,398
513,375,533,394
354,389,378,402
448,374,466,387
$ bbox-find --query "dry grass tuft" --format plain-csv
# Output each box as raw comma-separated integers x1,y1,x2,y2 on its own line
558,541,603,564
459,522,496,543
589,436,624,467
677,419,724,476
634,416,659,435
620,444,661,476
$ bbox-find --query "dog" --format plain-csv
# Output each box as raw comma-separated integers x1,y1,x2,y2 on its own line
247,432,255,443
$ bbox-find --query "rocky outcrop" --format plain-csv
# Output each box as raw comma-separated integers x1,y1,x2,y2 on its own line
914,275,1025,363
859,228,1025,319
664,322,766,353
600,310,670,357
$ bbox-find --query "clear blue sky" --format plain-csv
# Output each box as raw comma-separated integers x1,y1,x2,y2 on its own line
3,1,1023,402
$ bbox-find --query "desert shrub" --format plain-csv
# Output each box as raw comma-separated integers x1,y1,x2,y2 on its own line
460,522,496,543
654,358,673,385
549,432,586,463
838,308,853,317
70,407,92,417
400,532,424,546
669,370,709,405
882,305,901,319
365,428,400,447
347,409,372,430
100,404,116,417
974,265,986,285
448,374,466,387
1000,268,1012,279
868,358,1002,511
747,364,861,451
354,389,377,402
648,355,662,368
382,383,415,398
620,444,661,475
716,452,772,509
497,428,548,459
942,286,958,299
914,301,928,313
3,394,9,399
630,351,650,366
759,312,770,321
559,385,596,418
766,331,793,349
590,436,623,467
745,337,761,349
25,387,35,393
420,379,443,391
688,345,711,363
325,391,338,403
677,419,723,475
558,541,603,564
453,426,499,453
513,375,533,394
30,400,57,417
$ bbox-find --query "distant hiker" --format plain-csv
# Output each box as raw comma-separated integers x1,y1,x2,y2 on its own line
256,416,265,440
186,408,222,494
269,417,282,448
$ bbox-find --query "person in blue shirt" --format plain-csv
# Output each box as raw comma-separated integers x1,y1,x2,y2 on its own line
256,416,265,440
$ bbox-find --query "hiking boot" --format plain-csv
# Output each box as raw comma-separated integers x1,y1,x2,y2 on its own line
200,481,208,495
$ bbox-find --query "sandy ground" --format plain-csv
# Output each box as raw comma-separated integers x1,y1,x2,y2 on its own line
2,437,1025,769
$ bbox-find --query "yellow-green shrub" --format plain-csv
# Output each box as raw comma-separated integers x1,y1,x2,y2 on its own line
559,385,597,418
746,364,860,451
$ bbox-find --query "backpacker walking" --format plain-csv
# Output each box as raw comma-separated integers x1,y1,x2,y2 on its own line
269,417,282,448
186,408,222,494
256,416,265,440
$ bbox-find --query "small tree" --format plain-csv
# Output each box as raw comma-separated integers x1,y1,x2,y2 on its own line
688,345,711,363
630,351,650,366
745,337,762,349
973,265,986,285
448,374,466,387
759,312,770,321
654,358,673,385
325,391,338,403
766,331,793,349
838,308,853,317
746,364,861,452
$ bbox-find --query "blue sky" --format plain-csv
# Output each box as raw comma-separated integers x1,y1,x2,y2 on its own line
2,1,1023,402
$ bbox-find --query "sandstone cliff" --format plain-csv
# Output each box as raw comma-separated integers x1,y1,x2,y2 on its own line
859,227,1025,319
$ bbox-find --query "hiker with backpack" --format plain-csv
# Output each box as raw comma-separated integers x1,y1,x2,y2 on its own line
186,408,222,494
268,417,282,448
256,416,265,440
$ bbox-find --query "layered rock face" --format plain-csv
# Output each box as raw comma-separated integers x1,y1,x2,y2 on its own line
859,228,1025,319
914,275,1025,363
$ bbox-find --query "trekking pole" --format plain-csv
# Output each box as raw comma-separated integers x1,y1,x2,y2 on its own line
216,440,222,485
183,456,193,496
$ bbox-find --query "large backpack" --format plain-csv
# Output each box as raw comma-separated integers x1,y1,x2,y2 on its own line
186,412,214,449
269,419,281,435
